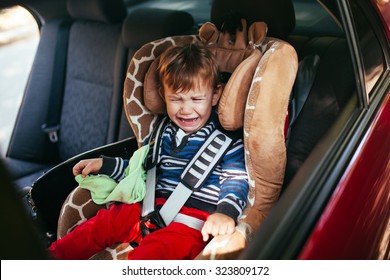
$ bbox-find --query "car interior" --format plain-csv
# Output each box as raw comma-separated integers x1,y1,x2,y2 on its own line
0,0,357,258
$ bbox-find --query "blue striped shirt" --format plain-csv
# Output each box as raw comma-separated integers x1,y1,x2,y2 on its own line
102,112,248,221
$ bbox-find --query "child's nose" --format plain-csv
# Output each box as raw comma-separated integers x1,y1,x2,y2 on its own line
180,102,192,114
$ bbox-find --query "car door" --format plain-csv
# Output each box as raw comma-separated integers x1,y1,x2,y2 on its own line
242,0,390,260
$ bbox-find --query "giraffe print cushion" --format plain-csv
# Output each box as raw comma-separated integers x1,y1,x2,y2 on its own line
236,37,298,240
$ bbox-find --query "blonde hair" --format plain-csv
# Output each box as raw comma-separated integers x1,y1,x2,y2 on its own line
157,43,219,93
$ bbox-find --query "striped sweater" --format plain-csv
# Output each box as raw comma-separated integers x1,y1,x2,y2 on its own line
100,112,249,221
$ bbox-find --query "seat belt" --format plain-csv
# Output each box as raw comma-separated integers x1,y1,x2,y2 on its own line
141,117,237,228
141,117,170,218
41,20,73,143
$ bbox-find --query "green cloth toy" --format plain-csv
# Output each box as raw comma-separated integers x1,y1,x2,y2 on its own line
76,145,150,205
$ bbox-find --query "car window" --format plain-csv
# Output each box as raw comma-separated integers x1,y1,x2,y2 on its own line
0,5,39,156
348,0,386,98
293,0,344,37
127,0,211,25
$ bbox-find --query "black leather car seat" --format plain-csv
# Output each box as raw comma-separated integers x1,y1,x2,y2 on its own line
284,34,356,186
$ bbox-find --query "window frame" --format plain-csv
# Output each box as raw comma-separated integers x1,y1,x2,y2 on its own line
341,0,389,105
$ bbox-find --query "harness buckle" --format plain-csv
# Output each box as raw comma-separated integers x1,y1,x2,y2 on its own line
140,210,166,237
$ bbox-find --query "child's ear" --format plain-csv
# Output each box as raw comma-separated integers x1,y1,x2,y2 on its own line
158,87,165,101
212,84,222,106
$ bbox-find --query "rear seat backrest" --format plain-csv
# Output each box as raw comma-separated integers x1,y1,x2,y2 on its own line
5,0,127,189
58,0,127,160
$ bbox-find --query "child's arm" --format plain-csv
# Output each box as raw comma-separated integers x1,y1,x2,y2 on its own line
202,137,249,241
72,156,129,181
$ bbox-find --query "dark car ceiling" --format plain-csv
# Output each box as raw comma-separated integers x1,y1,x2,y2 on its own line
2,0,344,37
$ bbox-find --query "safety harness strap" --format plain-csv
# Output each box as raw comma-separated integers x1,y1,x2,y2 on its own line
158,130,233,226
141,119,236,230
174,214,205,231
141,117,169,218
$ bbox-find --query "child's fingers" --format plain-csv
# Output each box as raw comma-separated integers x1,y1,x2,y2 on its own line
202,231,210,242
72,159,102,177
81,164,93,177
217,223,229,236
72,161,87,176
227,224,235,235
201,213,237,242
201,222,212,242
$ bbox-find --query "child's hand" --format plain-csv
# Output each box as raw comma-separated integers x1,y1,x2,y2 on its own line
201,213,235,242
72,158,103,177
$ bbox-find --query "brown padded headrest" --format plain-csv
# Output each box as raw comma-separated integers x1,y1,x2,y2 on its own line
143,20,267,131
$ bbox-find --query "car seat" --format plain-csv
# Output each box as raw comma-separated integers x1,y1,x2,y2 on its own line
54,0,298,260
4,0,127,191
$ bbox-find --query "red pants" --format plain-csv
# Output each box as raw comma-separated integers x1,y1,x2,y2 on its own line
49,200,209,260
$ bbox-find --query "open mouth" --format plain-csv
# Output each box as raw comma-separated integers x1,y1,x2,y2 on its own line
179,117,198,125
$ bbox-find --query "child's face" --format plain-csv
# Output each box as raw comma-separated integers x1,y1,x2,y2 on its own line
161,80,221,134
